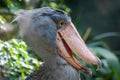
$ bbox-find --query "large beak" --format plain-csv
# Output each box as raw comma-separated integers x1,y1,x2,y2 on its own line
56,23,101,74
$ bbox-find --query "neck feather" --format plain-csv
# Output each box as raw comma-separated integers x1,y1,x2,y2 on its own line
26,56,80,80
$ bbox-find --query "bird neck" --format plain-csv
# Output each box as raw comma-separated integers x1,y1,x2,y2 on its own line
30,56,80,80
44,55,68,69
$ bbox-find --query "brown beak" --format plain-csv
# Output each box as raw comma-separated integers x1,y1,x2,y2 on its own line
56,23,101,74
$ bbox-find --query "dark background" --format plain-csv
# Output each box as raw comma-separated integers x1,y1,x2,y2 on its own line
66,0,120,50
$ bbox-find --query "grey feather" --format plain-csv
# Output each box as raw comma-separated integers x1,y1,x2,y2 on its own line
15,7,80,80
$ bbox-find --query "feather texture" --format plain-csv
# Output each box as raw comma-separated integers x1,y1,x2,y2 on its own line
26,57,80,80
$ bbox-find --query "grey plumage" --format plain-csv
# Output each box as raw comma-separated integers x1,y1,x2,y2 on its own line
26,57,80,80
15,7,81,80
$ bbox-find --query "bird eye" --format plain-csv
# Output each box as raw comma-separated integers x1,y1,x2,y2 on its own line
58,20,65,27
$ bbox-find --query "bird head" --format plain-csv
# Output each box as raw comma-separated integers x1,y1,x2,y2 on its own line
14,7,101,74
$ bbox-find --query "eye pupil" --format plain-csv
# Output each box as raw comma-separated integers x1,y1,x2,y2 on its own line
58,20,66,28
60,22,64,25
59,20,64,26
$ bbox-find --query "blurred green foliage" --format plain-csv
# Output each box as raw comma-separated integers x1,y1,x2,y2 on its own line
80,29,120,80
78,28,120,80
0,0,120,80
0,39,41,80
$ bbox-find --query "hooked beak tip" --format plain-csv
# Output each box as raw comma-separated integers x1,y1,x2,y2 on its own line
56,22,102,74
96,57,102,71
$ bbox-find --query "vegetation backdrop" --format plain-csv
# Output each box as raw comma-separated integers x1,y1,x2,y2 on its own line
0,0,120,80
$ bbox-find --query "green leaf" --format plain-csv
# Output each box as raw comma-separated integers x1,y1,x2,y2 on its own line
0,15,6,24
10,39,19,47
90,47,120,80
21,72,25,80
93,32,120,40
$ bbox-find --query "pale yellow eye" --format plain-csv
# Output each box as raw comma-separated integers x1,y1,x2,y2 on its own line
58,20,65,27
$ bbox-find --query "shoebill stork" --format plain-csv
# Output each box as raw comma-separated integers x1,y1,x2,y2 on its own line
14,7,101,80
